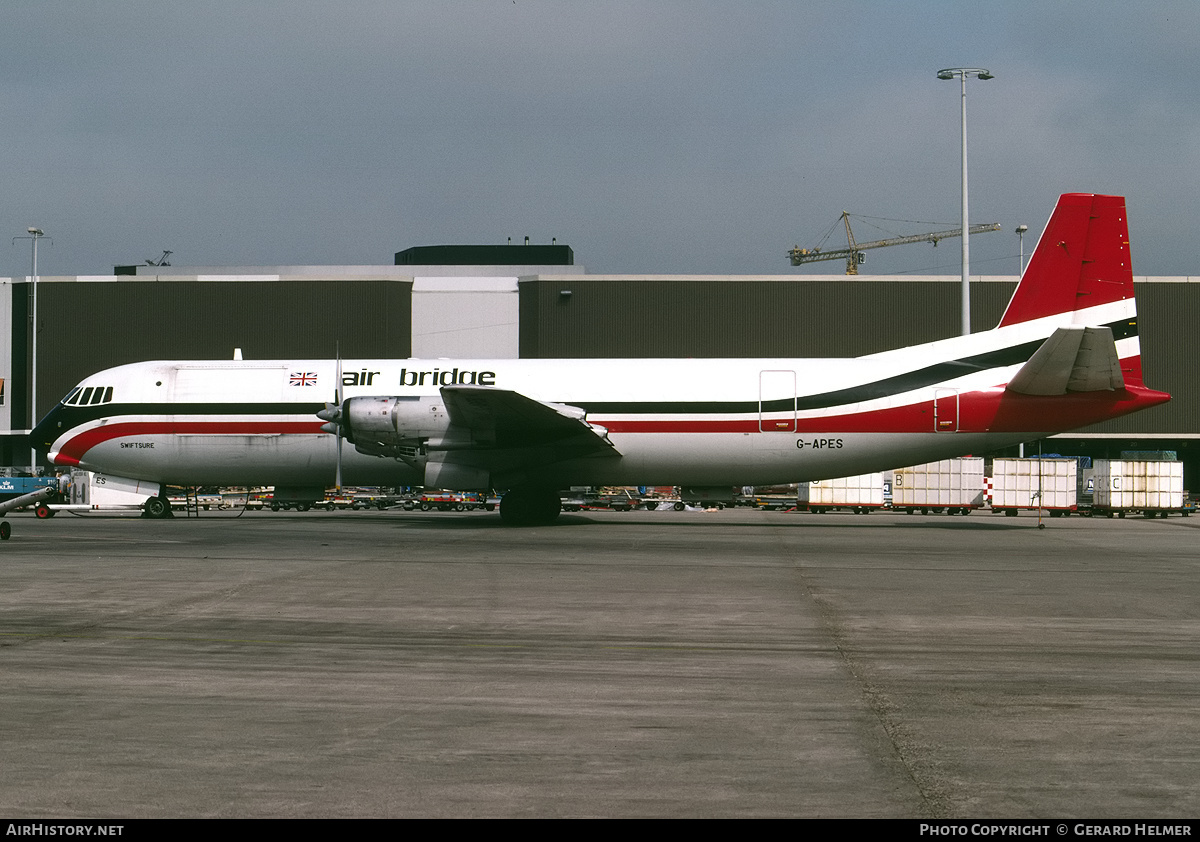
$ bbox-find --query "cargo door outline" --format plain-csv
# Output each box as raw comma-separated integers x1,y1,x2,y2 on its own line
934,388,959,432
759,370,796,432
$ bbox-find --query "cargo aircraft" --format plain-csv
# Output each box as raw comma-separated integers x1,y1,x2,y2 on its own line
31,194,1169,524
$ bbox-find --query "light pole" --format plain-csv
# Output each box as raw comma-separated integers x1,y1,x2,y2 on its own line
1016,224,1028,275
13,228,47,472
27,227,43,473
937,67,993,335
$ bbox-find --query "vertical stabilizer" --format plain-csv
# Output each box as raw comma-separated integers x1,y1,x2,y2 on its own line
997,193,1142,386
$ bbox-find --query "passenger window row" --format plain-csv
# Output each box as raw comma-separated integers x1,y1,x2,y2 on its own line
63,386,114,406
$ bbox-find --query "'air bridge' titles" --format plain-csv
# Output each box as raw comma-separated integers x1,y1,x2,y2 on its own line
398,367,497,388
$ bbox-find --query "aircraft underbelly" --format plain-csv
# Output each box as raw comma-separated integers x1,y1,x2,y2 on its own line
73,428,1039,488
532,430,1032,486
78,433,415,487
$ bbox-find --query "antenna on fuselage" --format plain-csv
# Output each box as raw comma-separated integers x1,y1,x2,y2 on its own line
333,345,343,491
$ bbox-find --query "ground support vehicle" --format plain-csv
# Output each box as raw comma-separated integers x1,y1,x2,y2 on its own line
0,476,64,520
733,484,797,511
266,496,314,512
744,494,794,511
37,472,155,517
169,492,224,511
602,493,641,511
559,491,588,512
0,486,59,539
412,490,487,512
219,488,267,510
350,489,403,510
634,487,682,510
560,488,648,512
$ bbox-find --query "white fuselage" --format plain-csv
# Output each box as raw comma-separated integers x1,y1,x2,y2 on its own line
37,309,1128,490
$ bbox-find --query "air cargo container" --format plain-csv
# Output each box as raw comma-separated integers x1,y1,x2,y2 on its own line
991,457,1077,517
1091,459,1187,518
893,458,984,514
797,473,885,513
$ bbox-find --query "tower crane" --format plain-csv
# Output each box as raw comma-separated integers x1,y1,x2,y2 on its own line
788,213,1002,275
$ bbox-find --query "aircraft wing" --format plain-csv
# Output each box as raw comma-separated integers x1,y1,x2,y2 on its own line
440,385,620,456
1006,326,1124,395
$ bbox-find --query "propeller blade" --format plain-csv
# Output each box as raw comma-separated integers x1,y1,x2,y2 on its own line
334,346,343,491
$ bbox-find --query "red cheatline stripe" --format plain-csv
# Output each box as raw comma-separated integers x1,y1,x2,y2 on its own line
54,421,326,465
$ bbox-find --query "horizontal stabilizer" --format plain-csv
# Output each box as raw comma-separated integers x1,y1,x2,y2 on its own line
1006,326,1124,396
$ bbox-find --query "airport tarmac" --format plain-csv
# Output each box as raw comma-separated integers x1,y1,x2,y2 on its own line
0,507,1197,819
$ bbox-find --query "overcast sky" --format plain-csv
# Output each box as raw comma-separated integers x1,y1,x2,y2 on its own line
3,1,1197,278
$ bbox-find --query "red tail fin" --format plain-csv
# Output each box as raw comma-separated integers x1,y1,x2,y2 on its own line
998,193,1142,386
998,194,1134,326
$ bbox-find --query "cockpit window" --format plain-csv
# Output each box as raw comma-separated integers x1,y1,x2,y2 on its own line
62,386,114,407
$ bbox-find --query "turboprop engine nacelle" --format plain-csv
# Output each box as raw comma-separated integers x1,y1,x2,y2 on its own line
338,395,452,456
323,396,490,487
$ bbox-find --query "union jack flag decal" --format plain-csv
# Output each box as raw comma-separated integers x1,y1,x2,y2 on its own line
289,372,318,386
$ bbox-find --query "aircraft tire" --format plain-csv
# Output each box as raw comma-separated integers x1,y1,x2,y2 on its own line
144,496,171,519
500,488,561,526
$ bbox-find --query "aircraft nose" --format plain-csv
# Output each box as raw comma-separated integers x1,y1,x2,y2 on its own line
47,449,81,468
30,405,66,452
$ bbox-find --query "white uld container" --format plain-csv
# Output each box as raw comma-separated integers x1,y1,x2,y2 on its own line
799,473,885,508
892,458,985,509
991,458,1077,510
1092,460,1184,510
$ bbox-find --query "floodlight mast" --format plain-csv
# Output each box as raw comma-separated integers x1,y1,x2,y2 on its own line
14,227,46,473
937,67,993,335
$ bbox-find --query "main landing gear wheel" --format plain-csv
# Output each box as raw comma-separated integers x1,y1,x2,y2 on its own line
499,487,562,526
144,496,172,518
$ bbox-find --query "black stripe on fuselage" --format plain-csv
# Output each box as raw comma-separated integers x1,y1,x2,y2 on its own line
30,402,327,449
578,318,1138,415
